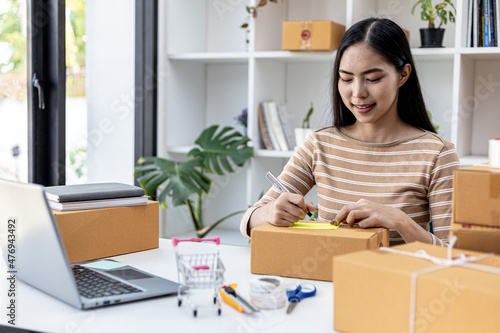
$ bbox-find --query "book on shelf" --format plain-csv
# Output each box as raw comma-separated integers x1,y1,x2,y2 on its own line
258,103,275,150
493,0,499,46
484,0,491,47
265,101,289,151
467,0,474,47
467,0,498,47
276,103,295,151
258,101,295,151
44,182,145,202
47,195,149,211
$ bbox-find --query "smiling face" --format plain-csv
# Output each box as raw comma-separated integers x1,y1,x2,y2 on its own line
338,43,410,129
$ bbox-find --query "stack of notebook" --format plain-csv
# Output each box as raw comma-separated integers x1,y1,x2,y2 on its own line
44,183,148,211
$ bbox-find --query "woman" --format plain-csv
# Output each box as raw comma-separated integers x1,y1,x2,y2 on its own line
240,18,460,246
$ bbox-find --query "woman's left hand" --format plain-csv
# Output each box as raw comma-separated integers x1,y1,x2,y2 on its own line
334,198,410,230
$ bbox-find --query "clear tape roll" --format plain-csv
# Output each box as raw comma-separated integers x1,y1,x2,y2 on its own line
249,276,287,310
490,139,500,168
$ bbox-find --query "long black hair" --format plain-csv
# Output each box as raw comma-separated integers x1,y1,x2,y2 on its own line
332,18,436,133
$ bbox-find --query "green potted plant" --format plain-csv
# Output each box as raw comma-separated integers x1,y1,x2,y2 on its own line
134,125,254,238
411,0,456,47
294,101,315,147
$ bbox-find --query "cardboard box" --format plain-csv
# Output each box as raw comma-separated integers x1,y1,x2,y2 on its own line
402,28,411,43
334,242,500,333
282,20,345,51
52,201,159,263
451,219,500,254
452,164,500,227
250,222,388,281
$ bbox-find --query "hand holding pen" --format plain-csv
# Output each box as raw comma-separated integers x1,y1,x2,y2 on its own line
266,172,317,222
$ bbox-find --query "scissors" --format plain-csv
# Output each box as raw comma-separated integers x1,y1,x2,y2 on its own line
286,283,317,314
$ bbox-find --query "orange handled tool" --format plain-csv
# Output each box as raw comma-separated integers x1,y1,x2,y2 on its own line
219,284,259,314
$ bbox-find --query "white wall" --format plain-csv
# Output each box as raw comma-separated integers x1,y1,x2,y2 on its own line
85,0,135,184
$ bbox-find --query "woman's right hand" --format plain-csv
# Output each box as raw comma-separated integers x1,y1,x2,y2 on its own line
262,192,317,227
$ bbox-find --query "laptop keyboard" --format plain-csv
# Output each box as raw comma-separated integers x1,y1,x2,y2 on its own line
72,265,142,299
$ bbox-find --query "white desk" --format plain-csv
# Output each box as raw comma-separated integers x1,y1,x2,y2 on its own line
0,239,336,333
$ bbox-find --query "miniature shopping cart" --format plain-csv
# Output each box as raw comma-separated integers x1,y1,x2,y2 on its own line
172,237,225,317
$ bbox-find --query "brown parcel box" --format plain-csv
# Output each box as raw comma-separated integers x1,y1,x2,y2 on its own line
52,201,159,263
282,20,345,51
451,219,500,254
250,223,388,282
452,165,500,227
334,242,500,333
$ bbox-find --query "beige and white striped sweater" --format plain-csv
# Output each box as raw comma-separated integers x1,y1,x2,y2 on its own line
240,127,460,246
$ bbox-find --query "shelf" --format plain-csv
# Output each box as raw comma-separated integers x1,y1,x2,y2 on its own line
459,155,489,167
458,47,500,60
254,51,336,62
411,47,456,61
166,146,194,154
256,149,294,158
167,52,249,63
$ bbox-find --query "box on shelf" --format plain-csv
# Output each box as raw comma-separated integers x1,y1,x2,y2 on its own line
452,164,500,227
333,242,500,333
250,222,388,281
402,28,410,43
451,219,500,254
53,201,159,263
282,20,345,51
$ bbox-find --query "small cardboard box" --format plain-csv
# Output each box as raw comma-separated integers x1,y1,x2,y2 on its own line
52,201,159,263
452,165,500,227
334,242,500,333
451,219,500,254
250,222,388,281
282,20,345,51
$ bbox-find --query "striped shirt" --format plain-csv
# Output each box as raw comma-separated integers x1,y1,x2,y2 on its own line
240,127,460,246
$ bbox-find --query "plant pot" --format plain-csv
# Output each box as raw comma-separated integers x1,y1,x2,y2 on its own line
419,28,445,48
295,128,314,148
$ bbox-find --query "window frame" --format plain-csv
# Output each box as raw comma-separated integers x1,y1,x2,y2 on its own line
134,0,159,182
27,0,66,186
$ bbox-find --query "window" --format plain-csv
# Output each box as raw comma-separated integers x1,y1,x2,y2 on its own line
0,0,157,186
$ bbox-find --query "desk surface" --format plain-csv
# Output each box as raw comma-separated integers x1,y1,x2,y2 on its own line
0,239,336,333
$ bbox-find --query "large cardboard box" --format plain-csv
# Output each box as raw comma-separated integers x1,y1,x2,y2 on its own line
334,242,500,333
282,20,345,51
452,165,500,227
451,219,500,254
250,222,388,281
52,201,159,263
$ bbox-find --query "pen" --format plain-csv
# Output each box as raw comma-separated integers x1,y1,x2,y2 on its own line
266,172,316,221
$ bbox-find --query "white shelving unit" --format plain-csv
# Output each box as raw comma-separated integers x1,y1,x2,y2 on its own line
158,0,500,239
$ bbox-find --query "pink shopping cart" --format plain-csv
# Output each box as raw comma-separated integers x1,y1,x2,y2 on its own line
172,237,225,317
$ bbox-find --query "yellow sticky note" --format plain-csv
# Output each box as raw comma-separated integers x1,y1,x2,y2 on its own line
289,222,340,230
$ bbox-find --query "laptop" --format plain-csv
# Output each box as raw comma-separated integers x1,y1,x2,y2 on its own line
0,179,181,309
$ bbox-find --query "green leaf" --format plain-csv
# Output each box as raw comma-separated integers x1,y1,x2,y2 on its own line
188,125,254,175
302,102,314,129
410,0,422,15
135,156,211,207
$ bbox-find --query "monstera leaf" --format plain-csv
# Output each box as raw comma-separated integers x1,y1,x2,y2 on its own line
188,125,254,175
134,157,211,207
135,125,254,238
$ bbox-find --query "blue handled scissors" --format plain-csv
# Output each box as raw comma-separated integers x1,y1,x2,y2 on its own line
286,283,317,314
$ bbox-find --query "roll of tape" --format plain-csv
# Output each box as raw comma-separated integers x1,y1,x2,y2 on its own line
489,139,500,168
249,276,287,310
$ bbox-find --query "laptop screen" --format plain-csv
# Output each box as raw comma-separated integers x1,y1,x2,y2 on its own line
0,179,82,308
